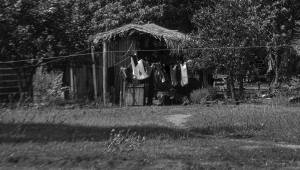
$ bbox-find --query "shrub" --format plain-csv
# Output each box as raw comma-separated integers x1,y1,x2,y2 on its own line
190,87,219,104
33,67,70,104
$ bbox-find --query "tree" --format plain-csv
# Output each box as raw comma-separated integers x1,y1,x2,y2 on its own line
91,0,210,33
0,0,48,100
0,0,95,100
190,0,263,101
257,0,300,86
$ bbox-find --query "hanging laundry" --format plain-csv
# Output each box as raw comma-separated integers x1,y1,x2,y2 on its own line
131,57,139,79
152,64,171,91
131,57,152,80
120,67,127,78
126,65,133,83
170,65,177,86
136,59,149,80
267,59,273,73
152,66,159,88
143,60,152,76
175,64,181,83
152,63,169,83
180,62,188,86
120,66,132,83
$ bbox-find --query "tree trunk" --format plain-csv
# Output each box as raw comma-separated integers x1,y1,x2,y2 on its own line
271,49,280,87
273,67,280,87
27,67,36,102
203,69,208,88
229,71,236,102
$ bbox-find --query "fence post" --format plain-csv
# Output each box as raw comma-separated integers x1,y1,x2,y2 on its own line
91,46,97,101
70,64,74,99
103,42,107,106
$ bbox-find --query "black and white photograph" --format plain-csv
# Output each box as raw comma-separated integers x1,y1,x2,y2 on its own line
0,0,300,169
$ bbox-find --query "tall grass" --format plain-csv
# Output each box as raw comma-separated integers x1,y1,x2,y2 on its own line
188,102,300,143
2,97,300,144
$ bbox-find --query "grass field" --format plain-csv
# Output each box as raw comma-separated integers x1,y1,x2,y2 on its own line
1,100,300,169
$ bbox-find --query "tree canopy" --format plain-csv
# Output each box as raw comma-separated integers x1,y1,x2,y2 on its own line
0,0,300,100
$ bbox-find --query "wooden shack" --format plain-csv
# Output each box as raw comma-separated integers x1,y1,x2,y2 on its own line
66,23,189,105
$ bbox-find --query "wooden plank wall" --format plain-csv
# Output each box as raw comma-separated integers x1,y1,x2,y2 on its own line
64,37,137,103
0,65,26,102
107,37,137,103
66,65,103,100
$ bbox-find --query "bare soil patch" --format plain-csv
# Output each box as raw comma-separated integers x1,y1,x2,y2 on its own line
164,114,192,128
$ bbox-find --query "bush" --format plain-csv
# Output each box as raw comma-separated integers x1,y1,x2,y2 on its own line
190,87,219,104
33,67,70,104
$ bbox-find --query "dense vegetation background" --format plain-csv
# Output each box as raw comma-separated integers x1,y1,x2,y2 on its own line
1,0,300,99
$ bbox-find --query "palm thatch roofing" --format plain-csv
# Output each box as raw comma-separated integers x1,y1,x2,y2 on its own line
93,23,189,54
293,34,300,56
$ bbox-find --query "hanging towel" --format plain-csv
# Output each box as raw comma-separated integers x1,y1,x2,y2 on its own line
136,59,149,80
131,57,139,79
180,62,188,86
170,65,177,86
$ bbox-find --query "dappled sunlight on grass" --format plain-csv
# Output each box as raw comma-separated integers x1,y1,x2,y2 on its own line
187,103,300,143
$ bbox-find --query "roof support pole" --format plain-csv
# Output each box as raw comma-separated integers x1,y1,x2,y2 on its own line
103,41,107,106
91,46,97,101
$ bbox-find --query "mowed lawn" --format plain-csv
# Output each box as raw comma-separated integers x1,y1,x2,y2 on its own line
1,102,300,169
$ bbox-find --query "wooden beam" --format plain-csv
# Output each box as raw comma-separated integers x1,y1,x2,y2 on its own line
91,46,97,101
70,65,74,99
103,42,107,105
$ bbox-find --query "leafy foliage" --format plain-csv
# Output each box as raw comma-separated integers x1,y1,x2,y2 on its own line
190,87,219,104
189,0,266,100
91,0,206,33
190,0,263,73
257,0,300,84
33,67,69,103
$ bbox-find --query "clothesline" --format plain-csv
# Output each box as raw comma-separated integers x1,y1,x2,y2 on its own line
0,44,295,69
0,44,294,65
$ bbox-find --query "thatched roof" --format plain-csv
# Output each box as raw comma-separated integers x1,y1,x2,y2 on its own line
293,42,300,56
93,23,189,54
292,22,300,55
293,34,300,56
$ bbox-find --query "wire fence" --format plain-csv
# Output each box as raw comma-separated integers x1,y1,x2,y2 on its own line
0,44,299,104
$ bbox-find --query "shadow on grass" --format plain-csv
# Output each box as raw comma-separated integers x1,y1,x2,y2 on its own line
188,124,266,139
0,122,203,143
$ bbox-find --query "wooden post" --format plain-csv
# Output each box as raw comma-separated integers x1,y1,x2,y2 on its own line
91,46,97,101
120,75,123,107
70,65,74,99
103,42,107,105
123,80,126,103
203,69,208,88
239,74,244,96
